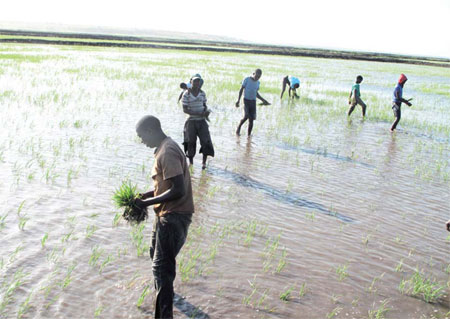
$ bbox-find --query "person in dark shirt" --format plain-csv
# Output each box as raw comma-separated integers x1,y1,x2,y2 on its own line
390,74,412,132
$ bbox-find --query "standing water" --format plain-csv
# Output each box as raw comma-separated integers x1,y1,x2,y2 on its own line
0,44,449,318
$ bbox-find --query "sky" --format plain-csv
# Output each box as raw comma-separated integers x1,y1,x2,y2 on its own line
1,0,450,58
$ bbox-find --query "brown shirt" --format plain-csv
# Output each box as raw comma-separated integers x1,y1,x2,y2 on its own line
151,137,194,216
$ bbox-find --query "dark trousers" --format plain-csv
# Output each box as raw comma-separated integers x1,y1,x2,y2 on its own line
183,119,215,158
391,103,401,130
150,213,192,319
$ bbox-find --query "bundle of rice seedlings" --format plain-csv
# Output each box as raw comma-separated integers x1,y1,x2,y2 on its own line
112,180,147,223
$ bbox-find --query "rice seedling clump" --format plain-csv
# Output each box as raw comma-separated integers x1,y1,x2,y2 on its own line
112,180,147,223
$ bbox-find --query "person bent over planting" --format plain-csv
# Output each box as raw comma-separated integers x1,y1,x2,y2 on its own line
235,69,270,136
181,74,214,169
347,75,367,118
390,74,412,132
134,115,194,319
281,75,300,99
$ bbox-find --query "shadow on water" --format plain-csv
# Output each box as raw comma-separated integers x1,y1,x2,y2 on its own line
207,166,356,223
174,293,210,319
276,142,375,168
138,294,210,318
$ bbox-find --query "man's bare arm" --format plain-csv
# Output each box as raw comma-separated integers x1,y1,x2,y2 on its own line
235,87,244,107
135,174,185,209
256,92,270,105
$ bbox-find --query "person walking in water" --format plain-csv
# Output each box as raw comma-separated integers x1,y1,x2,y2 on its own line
181,74,214,169
347,75,367,118
281,75,300,99
235,69,270,136
134,115,194,319
390,74,412,132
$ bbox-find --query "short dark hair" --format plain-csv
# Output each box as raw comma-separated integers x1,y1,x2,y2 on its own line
180,82,187,89
356,75,363,82
255,68,262,75
136,115,161,132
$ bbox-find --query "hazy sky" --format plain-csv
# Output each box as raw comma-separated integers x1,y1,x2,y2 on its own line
2,0,450,58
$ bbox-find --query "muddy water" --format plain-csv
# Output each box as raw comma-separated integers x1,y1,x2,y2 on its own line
0,44,449,318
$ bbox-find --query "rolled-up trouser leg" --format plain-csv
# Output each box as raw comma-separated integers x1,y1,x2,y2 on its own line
197,120,214,157
356,97,367,116
152,213,191,319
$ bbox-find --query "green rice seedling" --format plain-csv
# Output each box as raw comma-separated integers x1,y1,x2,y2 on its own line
368,299,390,319
112,211,122,227
367,273,385,293
60,264,76,289
0,213,8,230
298,282,307,297
85,224,98,238
326,306,342,318
60,230,75,243
112,180,147,223
362,234,371,246
242,276,258,306
0,269,28,315
46,248,59,264
130,223,149,257
94,305,104,318
399,269,445,303
89,246,103,267
395,259,404,272
279,285,294,302
137,285,150,307
17,200,26,215
17,289,33,319
243,220,258,246
275,248,288,273
351,298,359,306
178,247,202,282
18,215,29,230
256,288,269,309
41,232,49,248
331,294,341,304
336,264,349,281
99,254,113,274
9,245,23,263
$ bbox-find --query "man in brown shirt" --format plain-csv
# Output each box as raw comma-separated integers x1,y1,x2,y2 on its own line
135,115,194,319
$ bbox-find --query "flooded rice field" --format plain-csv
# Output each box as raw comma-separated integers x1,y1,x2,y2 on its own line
0,44,449,318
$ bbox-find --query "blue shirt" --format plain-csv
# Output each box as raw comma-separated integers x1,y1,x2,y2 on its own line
289,76,300,89
393,84,403,104
242,76,260,100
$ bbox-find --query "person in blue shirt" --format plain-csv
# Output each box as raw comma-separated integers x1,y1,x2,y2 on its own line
235,69,270,136
390,74,412,132
281,75,300,99
347,75,367,118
